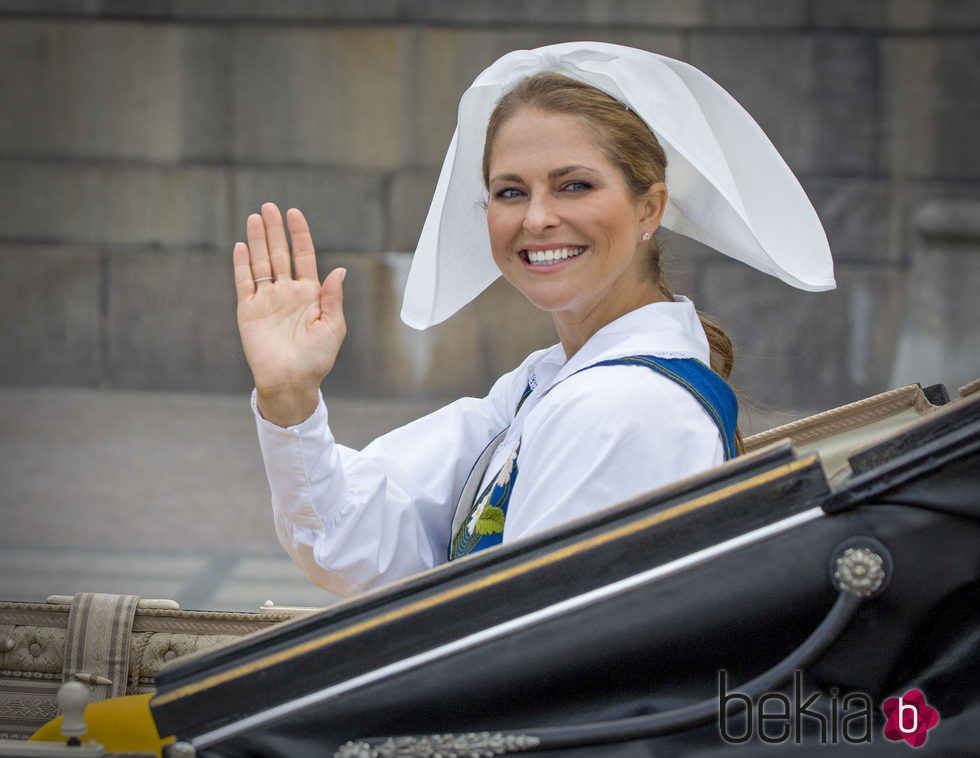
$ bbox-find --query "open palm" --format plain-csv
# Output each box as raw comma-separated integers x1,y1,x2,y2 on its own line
233,203,346,426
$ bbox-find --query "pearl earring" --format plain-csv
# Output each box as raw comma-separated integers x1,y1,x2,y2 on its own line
641,231,651,241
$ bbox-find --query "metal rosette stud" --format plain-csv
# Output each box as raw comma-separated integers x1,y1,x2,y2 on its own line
830,537,892,599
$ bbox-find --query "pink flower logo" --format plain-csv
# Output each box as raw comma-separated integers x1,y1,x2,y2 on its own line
882,689,940,747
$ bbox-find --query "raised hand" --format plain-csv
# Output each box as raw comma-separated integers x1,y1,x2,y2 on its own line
233,203,347,427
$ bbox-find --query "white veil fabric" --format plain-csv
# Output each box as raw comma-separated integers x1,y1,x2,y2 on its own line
400,41,836,330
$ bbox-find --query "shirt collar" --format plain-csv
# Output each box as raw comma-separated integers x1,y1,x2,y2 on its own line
528,297,710,393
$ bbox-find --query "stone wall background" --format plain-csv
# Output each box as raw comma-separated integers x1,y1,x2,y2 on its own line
1,0,978,421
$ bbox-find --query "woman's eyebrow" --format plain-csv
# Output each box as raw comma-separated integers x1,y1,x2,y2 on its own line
550,165,592,179
490,165,594,184
489,172,524,184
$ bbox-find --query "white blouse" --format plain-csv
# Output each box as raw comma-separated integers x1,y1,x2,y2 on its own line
253,298,725,597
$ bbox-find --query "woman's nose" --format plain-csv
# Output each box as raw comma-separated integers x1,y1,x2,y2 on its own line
522,194,560,234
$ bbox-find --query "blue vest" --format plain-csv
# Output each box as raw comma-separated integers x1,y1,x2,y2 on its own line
448,356,738,561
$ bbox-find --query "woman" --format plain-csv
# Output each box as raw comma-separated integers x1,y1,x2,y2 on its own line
233,42,835,596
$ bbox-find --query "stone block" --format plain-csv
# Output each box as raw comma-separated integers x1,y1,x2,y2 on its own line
688,34,812,172
177,26,234,162
0,245,101,386
0,0,173,18
804,36,878,175
231,27,412,169
386,0,795,28
687,34,877,176
702,0,808,28
0,160,105,243
103,165,231,247
800,177,894,263
590,30,686,61
365,0,695,26
411,29,472,167
0,20,229,162
106,250,253,392
813,0,980,31
881,36,980,180
232,168,386,252
0,0,86,14
696,260,906,416
388,167,440,252
0,160,230,247
173,0,401,22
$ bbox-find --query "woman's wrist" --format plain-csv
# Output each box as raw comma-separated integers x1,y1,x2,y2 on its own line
255,384,321,428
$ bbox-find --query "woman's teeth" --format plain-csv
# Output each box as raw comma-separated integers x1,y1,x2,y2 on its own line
526,247,586,266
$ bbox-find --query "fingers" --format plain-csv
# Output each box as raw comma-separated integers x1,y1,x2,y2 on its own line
286,208,319,282
261,203,293,281
238,203,320,296
245,212,273,283
233,241,256,302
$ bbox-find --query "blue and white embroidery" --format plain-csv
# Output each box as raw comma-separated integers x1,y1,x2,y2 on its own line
450,439,521,559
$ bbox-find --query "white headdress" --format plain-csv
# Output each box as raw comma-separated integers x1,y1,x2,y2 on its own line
401,41,835,329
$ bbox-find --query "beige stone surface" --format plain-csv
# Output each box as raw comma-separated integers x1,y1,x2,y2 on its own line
882,36,980,180
0,7,977,422
0,245,102,386
231,27,411,169
0,21,229,161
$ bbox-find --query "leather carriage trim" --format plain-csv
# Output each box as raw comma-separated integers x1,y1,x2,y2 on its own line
152,454,821,709
194,507,827,748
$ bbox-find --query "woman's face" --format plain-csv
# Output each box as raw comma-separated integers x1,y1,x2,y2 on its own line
486,107,666,340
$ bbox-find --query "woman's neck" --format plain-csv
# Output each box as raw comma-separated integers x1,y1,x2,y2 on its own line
553,286,670,359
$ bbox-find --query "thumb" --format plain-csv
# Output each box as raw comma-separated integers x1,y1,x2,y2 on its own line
320,267,347,321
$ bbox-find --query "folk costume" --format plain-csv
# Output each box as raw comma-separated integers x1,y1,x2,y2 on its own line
258,299,732,595
252,42,835,596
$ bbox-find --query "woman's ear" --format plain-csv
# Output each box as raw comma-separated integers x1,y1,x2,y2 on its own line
638,182,668,232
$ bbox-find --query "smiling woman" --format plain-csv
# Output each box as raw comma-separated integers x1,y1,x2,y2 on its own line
233,42,835,595
486,105,668,357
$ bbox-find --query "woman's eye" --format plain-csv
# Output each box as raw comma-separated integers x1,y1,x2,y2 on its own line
494,187,524,199
562,180,592,192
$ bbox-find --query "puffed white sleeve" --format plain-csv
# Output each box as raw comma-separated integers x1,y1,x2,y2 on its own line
501,365,726,542
252,380,518,597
